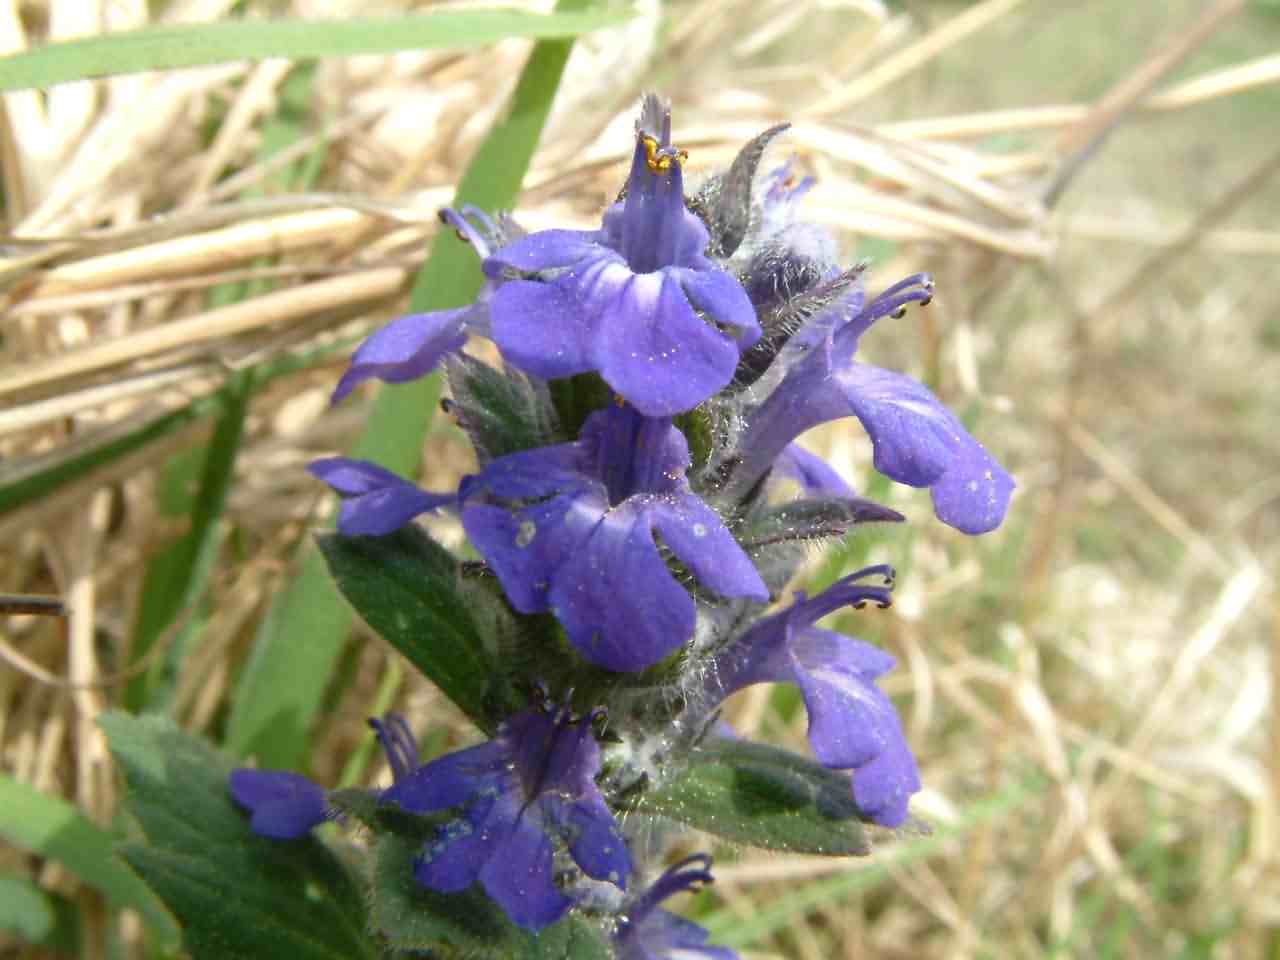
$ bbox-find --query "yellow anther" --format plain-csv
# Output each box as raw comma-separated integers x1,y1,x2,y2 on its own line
640,134,687,174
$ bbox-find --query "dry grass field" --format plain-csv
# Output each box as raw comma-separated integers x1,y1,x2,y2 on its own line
1,0,1278,957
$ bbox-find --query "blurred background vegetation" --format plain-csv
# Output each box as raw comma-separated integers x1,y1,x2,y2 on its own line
1,0,1277,957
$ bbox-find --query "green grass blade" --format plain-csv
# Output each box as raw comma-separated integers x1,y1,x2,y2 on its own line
0,8,632,91
0,774,179,948
225,14,582,768
0,400,220,518
224,543,357,766
124,370,253,712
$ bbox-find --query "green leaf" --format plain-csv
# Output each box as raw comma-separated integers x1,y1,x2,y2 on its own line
0,8,633,91
0,773,179,947
549,372,617,446
318,527,498,732
227,9,581,768
371,835,609,958
99,712,374,960
632,738,871,856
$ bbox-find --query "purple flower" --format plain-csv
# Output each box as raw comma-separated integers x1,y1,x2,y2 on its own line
308,457,454,536
228,769,330,840
383,699,630,931
461,404,768,672
229,713,420,839
483,95,761,417
704,566,920,827
615,854,736,960
330,207,517,403
731,274,1015,535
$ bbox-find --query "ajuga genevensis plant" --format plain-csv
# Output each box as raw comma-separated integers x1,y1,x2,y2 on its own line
109,96,1013,960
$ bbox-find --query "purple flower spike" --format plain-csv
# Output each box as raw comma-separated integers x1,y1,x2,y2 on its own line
383,698,630,931
705,565,921,827
308,457,454,536
485,95,761,416
461,405,768,672
735,275,1015,534
228,770,329,839
615,854,737,960
330,207,513,402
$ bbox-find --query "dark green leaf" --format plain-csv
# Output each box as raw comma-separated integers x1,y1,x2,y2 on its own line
0,9,633,91
549,372,617,447
372,835,609,959
318,526,497,732
99,713,373,960
632,738,871,856
121,845,370,960
0,773,178,946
